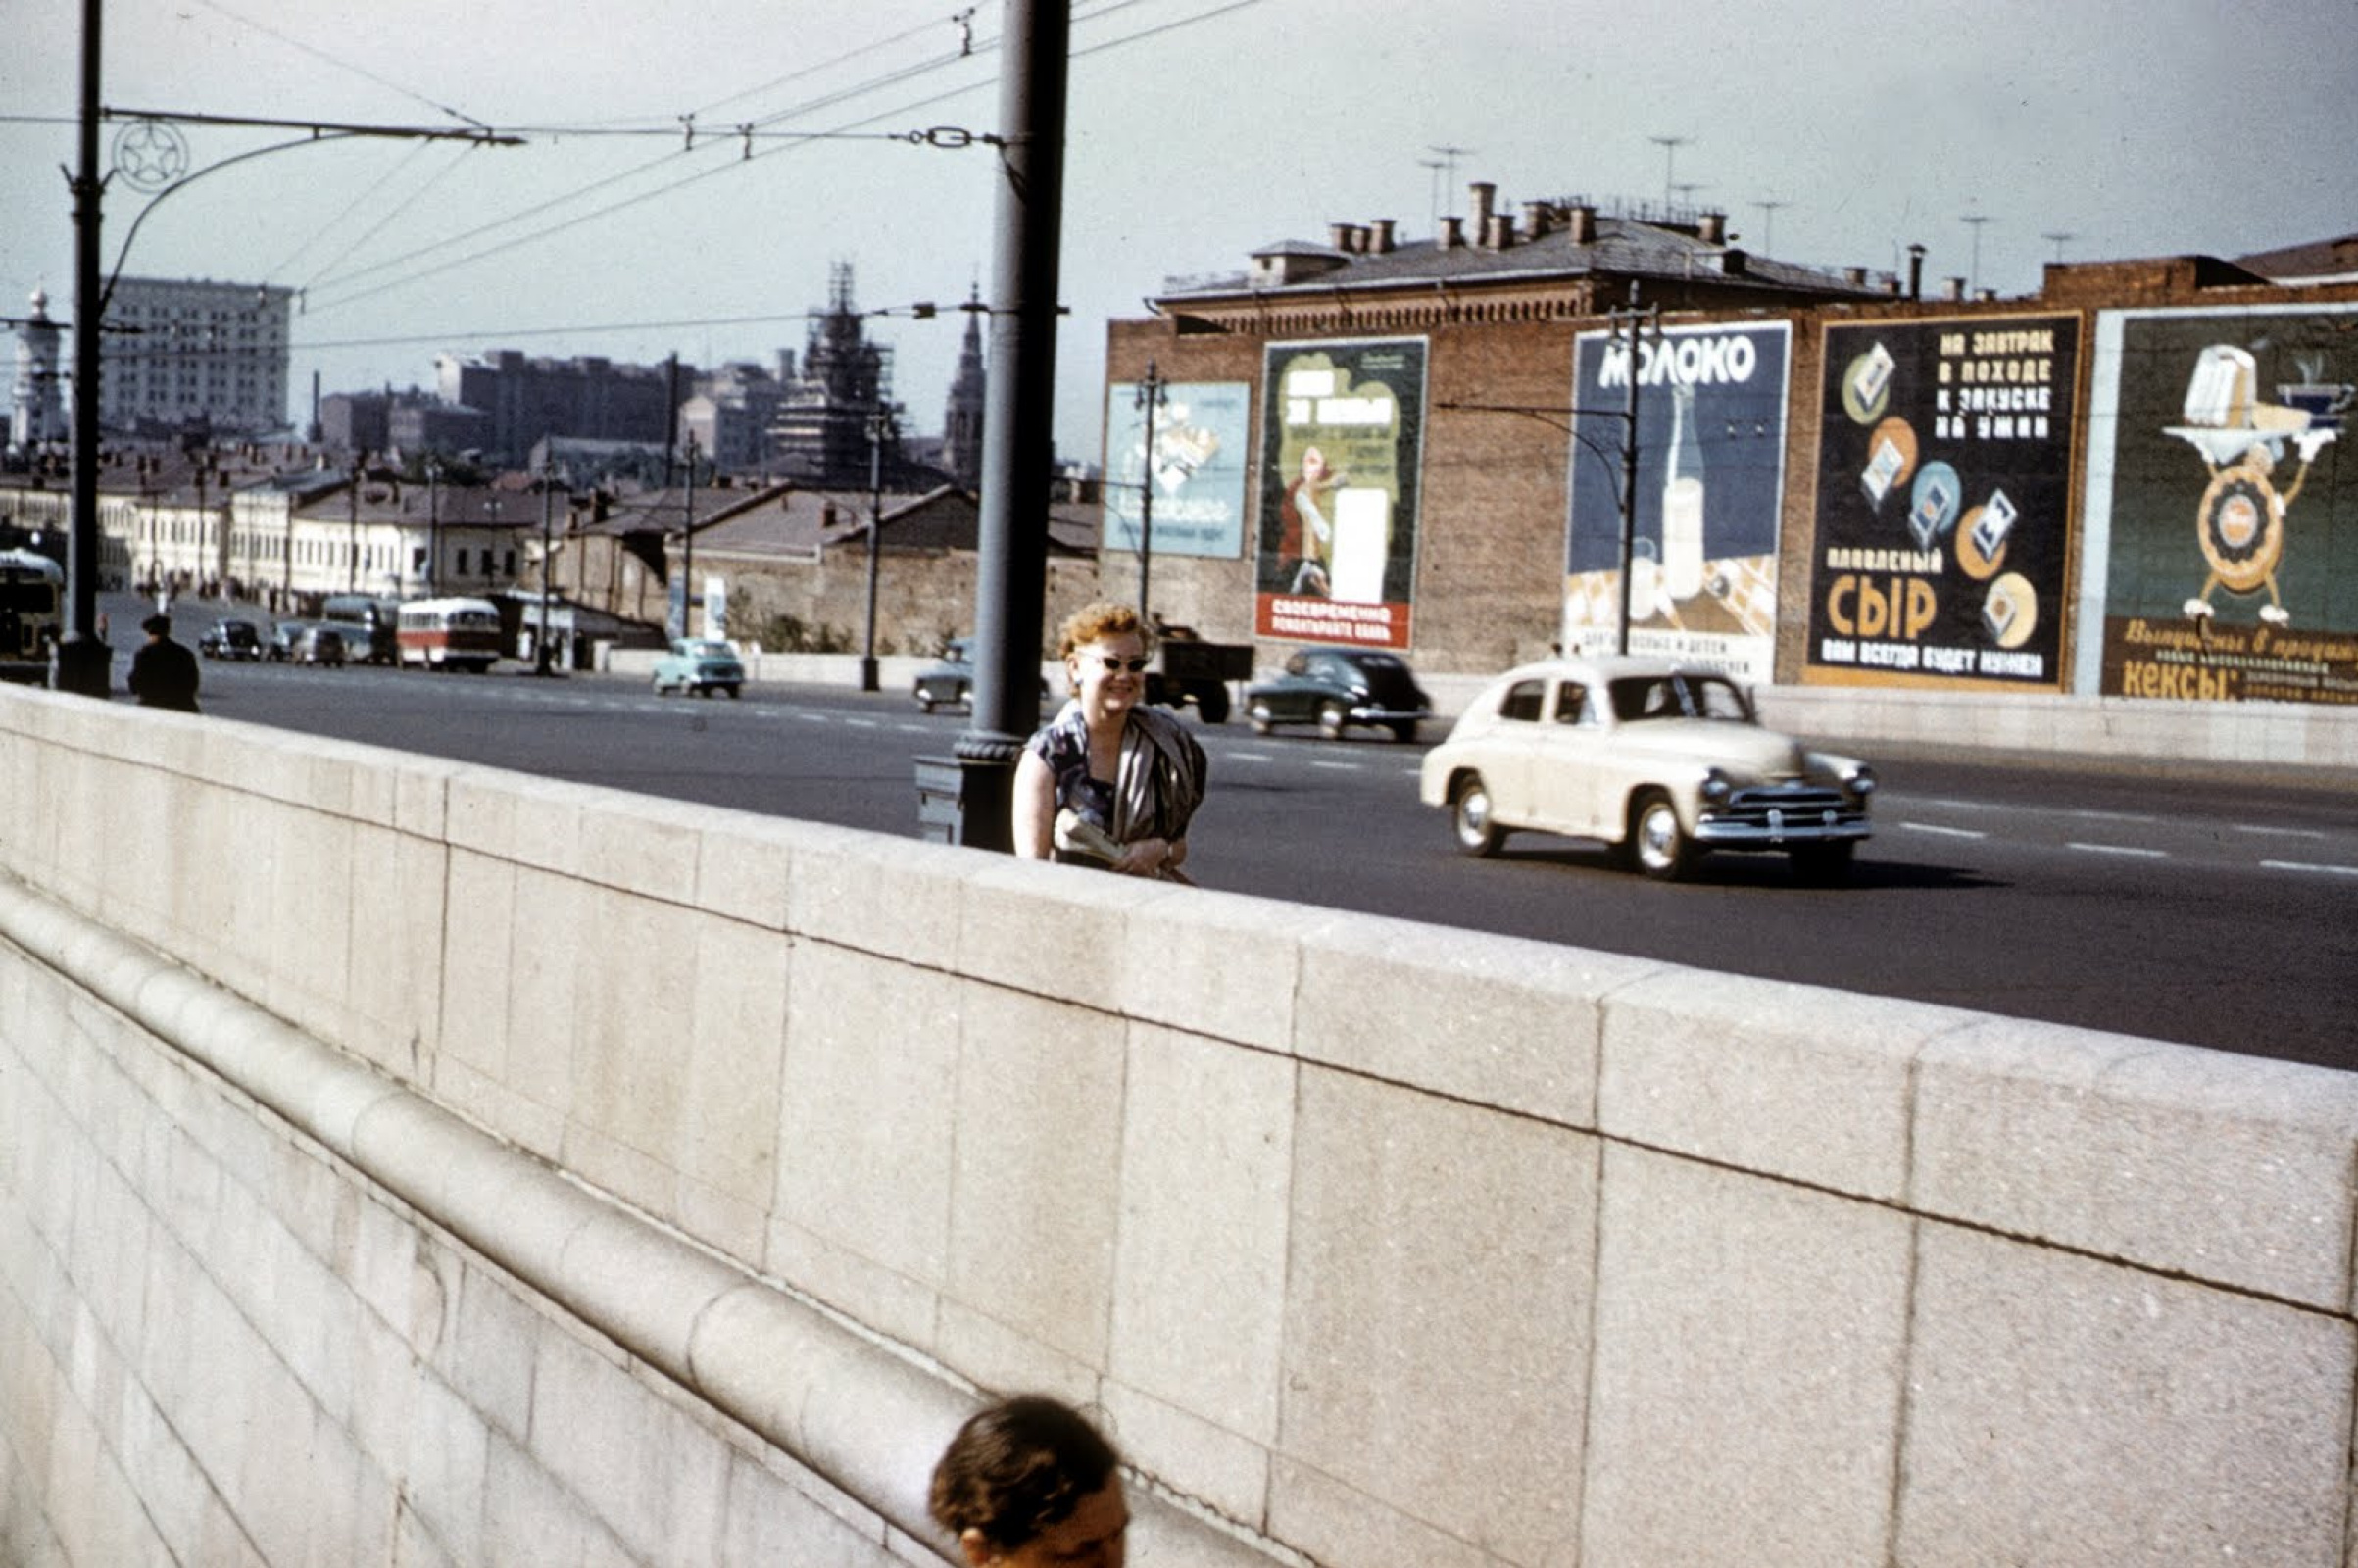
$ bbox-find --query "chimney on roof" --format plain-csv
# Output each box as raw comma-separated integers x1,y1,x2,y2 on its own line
1468,181,1495,237
1568,203,1596,245
1843,266,1868,286
1975,286,1997,302
1369,218,1396,254
1697,211,1727,246
1328,222,1351,252
1907,243,1927,300
1482,212,1517,249
1944,275,1966,301
1521,200,1550,238
1440,215,1465,249
1719,248,1748,277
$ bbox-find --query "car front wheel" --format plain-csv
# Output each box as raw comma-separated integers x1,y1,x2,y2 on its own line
1247,701,1273,736
1317,701,1348,740
1451,775,1505,857
1627,790,1697,881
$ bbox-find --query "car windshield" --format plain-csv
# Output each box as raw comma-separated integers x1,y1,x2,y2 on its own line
1608,673,1752,722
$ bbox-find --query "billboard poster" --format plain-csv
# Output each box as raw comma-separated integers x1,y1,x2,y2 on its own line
1255,338,1427,648
1566,321,1790,681
1103,379,1251,559
1805,316,2078,687
2081,305,2356,704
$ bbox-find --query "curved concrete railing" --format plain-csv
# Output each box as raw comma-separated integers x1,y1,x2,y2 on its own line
0,868,1270,1566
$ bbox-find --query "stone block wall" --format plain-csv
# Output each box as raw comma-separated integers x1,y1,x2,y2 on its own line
1,685,2352,1565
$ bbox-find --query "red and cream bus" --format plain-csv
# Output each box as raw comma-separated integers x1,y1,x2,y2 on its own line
395,597,503,673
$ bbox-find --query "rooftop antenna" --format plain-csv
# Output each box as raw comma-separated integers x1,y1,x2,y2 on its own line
1647,134,1690,209
1426,143,1474,228
1418,158,1448,235
2040,230,2076,263
1752,197,1790,256
1960,210,1995,294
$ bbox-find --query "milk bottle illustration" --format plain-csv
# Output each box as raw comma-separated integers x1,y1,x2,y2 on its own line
1661,382,1705,602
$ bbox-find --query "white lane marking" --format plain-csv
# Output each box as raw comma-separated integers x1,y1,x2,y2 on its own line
793,711,831,723
897,723,931,734
2066,842,2168,858
2261,859,2358,878
845,718,880,729
2233,823,2330,840
1902,821,1987,840
1225,753,1276,763
1309,760,1361,772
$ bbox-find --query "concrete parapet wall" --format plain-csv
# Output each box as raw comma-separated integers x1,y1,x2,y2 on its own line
0,683,2352,1565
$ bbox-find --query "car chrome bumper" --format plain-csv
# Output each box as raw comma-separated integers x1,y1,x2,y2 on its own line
1351,705,1432,724
1695,812,1871,847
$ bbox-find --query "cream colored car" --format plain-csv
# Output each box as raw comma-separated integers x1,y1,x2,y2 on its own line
1418,656,1875,881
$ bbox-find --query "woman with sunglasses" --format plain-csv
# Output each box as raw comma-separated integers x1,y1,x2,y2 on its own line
1013,601,1207,879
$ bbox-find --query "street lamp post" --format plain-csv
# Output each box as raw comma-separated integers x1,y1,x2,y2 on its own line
425,458,440,598
860,405,900,693
534,460,556,675
1133,359,1165,623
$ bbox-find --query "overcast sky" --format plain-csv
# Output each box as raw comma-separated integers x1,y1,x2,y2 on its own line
4,0,2352,463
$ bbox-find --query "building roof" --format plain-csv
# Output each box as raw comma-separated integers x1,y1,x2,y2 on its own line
2235,233,2358,284
1161,204,1893,309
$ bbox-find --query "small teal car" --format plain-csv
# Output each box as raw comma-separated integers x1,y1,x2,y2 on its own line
653,637,744,699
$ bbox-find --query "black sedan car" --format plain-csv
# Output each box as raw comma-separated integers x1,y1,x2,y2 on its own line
198,617,263,660
1244,645,1433,742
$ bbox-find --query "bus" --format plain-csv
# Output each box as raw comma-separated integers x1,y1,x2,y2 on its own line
319,593,398,664
0,548,64,682
396,597,503,673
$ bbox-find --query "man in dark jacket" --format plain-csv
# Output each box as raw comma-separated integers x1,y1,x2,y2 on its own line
127,613,201,711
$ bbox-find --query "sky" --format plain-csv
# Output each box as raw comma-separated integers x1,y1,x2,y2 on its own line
4,0,2354,466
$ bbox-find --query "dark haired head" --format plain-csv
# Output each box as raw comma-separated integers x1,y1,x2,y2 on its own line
142,614,172,636
928,1395,1120,1554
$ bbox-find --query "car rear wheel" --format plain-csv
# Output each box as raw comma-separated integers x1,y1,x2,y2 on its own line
724,684,742,700
1451,775,1505,857
1247,702,1273,736
1627,790,1697,881
1317,701,1348,740
1790,841,1855,885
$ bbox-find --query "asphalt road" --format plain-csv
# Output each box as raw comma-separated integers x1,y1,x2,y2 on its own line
161,650,2358,1072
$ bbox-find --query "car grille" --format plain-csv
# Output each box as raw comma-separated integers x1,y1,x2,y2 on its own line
1715,783,1865,830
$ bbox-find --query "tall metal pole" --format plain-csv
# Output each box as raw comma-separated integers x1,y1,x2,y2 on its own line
535,461,554,673
860,405,896,693
425,458,439,597
954,0,1070,850
1608,287,1657,658
680,436,697,640
53,0,110,695
1133,358,1162,623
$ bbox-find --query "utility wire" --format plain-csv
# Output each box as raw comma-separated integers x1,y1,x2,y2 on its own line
300,0,1262,318
187,0,490,130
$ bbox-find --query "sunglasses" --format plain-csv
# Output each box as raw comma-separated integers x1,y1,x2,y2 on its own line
1090,655,1151,673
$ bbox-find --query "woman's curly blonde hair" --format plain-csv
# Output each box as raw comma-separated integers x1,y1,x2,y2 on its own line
1056,601,1154,660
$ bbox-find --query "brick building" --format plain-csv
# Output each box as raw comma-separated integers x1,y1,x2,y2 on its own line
1102,181,2358,705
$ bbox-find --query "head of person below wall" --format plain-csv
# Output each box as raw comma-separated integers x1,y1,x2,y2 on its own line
928,1394,1129,1568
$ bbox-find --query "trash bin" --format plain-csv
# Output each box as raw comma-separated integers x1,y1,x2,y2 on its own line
915,756,964,844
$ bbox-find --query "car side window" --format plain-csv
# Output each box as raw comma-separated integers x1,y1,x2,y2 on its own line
1553,683,1590,724
1499,680,1545,723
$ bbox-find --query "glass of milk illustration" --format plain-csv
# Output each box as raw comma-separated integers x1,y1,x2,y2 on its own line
1662,382,1706,602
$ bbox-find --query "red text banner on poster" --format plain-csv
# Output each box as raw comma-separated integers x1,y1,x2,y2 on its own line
1256,592,1410,649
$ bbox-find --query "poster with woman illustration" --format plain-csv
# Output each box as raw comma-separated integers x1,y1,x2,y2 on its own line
1255,338,1426,649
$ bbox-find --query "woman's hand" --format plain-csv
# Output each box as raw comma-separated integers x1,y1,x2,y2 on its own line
1113,836,1173,877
